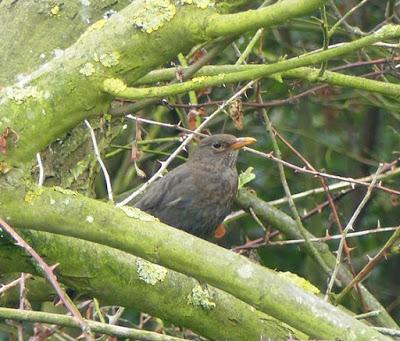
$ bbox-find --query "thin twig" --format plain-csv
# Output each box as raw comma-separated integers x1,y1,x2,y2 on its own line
116,80,256,207
0,217,93,340
355,310,381,319
116,111,400,197
329,0,371,37
260,96,332,276
267,165,400,206
249,226,399,247
36,153,44,186
0,307,186,341
373,327,400,337
17,273,27,341
125,116,207,137
335,224,400,302
324,164,383,300
0,274,33,296
244,148,400,196
271,127,363,303
84,119,113,202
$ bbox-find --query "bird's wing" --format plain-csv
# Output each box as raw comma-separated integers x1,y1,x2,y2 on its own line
135,164,195,212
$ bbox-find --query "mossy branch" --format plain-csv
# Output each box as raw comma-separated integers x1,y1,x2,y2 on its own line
105,24,400,100
0,307,186,341
0,231,299,341
0,0,327,167
135,64,400,98
0,182,389,340
235,188,399,330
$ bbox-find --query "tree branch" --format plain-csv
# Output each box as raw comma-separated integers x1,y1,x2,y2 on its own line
0,182,390,340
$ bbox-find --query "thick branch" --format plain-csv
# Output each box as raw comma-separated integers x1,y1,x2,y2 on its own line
0,182,389,340
0,0,326,167
207,0,328,37
0,231,298,341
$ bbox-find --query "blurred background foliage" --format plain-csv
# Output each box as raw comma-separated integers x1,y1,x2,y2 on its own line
96,0,400,324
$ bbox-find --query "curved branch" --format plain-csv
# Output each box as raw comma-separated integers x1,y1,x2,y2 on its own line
0,182,389,340
0,231,299,341
106,25,400,100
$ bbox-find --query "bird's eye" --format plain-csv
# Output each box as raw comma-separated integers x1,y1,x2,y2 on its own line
212,142,223,150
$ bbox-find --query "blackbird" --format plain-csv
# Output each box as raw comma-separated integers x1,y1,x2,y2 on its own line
135,134,256,239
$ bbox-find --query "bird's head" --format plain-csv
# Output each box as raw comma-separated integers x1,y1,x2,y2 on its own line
189,134,256,168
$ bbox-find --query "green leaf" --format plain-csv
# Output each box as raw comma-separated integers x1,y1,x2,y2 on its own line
238,167,256,189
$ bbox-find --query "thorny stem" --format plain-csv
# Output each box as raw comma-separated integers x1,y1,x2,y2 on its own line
335,224,400,302
259,96,332,276
0,218,93,340
271,127,363,304
324,164,384,301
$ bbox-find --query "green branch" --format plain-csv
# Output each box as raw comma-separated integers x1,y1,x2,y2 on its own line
105,24,400,100
207,0,329,38
0,183,389,340
0,0,328,167
0,307,186,341
0,231,300,341
136,64,400,98
235,188,399,330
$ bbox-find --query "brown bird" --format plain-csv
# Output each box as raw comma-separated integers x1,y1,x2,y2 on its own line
135,134,256,239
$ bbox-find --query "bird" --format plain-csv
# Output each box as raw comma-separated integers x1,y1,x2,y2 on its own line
135,134,256,239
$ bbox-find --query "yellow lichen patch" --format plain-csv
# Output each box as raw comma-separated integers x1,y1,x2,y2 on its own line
103,78,127,95
278,271,320,295
120,206,158,222
99,52,120,68
77,19,107,42
131,0,176,33
136,258,167,285
188,285,216,310
177,0,215,9
79,63,95,77
50,5,60,16
24,188,44,204
191,76,207,83
90,19,106,31
0,162,12,174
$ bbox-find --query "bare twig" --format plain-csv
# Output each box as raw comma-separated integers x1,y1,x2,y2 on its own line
248,226,399,247
335,224,400,302
36,153,44,186
0,217,93,340
271,127,363,304
260,96,332,276
84,119,113,202
244,148,400,197
17,273,27,341
116,80,256,207
267,165,400,206
373,327,400,337
329,0,371,37
0,274,33,296
115,110,400,198
324,164,384,300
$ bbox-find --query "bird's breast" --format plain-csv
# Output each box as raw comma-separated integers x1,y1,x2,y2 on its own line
192,166,238,207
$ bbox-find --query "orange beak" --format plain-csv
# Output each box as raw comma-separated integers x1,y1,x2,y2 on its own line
229,137,257,150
